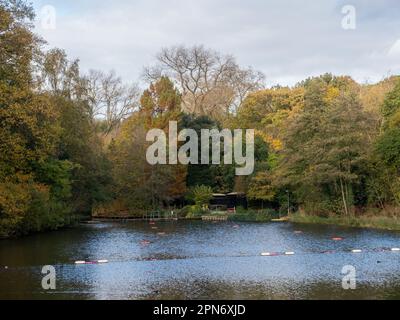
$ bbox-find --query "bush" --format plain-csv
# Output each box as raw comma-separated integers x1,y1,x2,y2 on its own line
187,185,213,207
186,205,208,219
18,190,72,235
0,182,31,238
229,208,275,222
176,206,191,218
0,181,75,238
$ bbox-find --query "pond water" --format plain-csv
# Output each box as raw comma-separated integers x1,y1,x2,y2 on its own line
1,220,400,300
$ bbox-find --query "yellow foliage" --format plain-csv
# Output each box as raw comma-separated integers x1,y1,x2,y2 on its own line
387,110,400,129
324,86,340,103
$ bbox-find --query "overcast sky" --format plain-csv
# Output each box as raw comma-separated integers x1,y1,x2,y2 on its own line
31,0,400,87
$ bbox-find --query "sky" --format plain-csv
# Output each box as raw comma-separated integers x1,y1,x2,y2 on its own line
31,0,400,87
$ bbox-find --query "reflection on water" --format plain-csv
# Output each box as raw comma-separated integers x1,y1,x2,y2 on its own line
0,221,400,299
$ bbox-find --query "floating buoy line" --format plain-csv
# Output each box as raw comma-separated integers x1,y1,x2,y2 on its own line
75,260,109,265
2,247,399,270
259,247,400,257
68,246,400,266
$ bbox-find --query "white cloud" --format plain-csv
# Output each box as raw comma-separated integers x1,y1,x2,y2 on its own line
388,39,400,57
31,0,400,87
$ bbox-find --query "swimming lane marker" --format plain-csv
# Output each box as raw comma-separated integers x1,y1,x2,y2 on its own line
261,252,295,256
75,260,109,265
97,260,109,264
261,252,272,256
261,252,282,257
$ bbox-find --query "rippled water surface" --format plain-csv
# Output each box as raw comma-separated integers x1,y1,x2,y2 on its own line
1,221,400,299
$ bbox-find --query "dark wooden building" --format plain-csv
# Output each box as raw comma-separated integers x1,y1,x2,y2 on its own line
210,192,248,211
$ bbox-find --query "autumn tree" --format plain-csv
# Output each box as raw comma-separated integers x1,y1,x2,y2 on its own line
140,76,182,126
374,79,400,206
359,76,399,131
275,76,373,216
110,77,187,211
0,1,62,236
144,45,264,120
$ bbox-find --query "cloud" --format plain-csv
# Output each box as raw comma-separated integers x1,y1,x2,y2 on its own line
388,39,400,57
31,0,400,87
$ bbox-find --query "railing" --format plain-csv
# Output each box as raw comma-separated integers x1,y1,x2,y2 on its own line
202,215,228,221
142,211,178,221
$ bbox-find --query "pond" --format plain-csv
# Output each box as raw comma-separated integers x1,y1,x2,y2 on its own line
1,220,400,300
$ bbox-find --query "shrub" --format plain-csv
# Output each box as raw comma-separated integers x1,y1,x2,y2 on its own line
187,185,213,207
229,209,274,222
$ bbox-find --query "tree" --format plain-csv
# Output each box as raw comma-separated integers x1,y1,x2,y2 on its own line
0,1,64,236
248,170,275,202
382,79,400,128
140,76,182,126
94,71,140,135
359,76,398,130
0,1,58,179
69,69,141,136
247,137,274,202
144,45,264,119
53,95,112,213
37,48,81,98
37,48,114,215
188,185,213,208
275,76,372,216
110,77,187,212
0,1,116,237
180,114,236,192
373,79,400,206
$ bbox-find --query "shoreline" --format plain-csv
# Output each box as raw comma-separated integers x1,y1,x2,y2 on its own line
4,212,400,240
289,213,400,232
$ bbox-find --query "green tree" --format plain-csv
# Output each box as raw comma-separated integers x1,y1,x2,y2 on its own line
188,185,213,207
276,77,372,216
0,1,64,236
110,77,186,212
374,79,400,205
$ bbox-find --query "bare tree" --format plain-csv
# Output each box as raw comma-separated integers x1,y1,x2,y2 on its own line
144,45,265,119
85,70,140,135
36,49,139,135
229,66,266,112
83,70,104,120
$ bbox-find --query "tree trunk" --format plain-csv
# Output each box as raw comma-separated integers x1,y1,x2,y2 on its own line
340,178,349,216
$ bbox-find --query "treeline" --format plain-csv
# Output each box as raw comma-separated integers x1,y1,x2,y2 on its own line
0,1,114,237
1,1,400,237
238,75,400,217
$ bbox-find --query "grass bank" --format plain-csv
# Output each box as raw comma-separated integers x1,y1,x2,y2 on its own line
289,213,400,231
179,204,276,222
228,209,274,222
181,206,275,222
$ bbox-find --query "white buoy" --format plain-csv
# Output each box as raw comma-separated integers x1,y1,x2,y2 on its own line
352,249,362,253
261,252,271,256
97,260,109,264
391,248,400,252
285,252,295,256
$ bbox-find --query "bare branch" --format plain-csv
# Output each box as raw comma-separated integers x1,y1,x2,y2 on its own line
143,45,265,118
